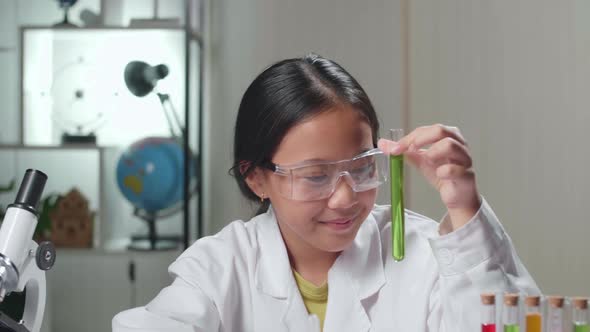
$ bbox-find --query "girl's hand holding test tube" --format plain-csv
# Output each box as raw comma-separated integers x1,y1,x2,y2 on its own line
377,124,481,232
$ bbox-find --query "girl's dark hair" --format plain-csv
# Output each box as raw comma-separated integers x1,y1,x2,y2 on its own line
230,54,380,215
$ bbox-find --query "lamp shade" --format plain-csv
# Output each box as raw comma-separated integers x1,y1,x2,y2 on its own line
124,61,169,97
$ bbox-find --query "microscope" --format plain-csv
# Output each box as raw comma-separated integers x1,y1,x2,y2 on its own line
0,170,56,332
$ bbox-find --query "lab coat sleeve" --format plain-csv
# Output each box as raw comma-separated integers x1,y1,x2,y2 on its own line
112,266,221,332
425,197,540,331
112,221,253,332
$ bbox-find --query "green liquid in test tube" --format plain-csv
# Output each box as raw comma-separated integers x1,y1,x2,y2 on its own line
503,294,520,332
390,129,405,261
504,324,519,332
573,298,590,332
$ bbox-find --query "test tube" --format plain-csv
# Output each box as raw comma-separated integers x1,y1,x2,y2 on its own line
572,297,590,332
481,293,497,332
525,296,542,332
546,296,564,332
389,128,405,261
504,293,520,332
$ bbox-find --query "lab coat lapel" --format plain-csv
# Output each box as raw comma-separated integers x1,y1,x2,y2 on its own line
255,208,316,331
323,212,385,332
281,287,321,331
254,208,292,299
323,275,371,332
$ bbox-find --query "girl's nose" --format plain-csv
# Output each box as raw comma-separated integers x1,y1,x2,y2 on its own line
327,173,358,209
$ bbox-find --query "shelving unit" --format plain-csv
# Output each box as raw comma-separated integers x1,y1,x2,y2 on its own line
0,143,184,332
0,5,205,330
17,24,203,249
0,144,116,249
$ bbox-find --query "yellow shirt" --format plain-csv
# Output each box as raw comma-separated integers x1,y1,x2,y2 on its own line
292,270,328,331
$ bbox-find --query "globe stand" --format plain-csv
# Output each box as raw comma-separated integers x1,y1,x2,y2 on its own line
128,210,181,251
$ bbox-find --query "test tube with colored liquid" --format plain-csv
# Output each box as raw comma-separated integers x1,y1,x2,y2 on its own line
389,129,405,261
546,296,564,332
481,293,497,332
504,293,520,332
525,296,542,332
572,297,590,332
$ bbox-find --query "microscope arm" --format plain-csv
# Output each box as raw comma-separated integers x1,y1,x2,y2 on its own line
14,242,45,332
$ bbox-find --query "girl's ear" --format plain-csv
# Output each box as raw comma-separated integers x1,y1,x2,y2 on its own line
244,167,267,200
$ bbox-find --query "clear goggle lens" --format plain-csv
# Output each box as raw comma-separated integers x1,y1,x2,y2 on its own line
270,149,388,201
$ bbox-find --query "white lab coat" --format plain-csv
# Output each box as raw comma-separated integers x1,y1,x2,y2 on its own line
112,198,539,331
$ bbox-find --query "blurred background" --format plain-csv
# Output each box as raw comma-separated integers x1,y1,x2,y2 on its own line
0,0,588,331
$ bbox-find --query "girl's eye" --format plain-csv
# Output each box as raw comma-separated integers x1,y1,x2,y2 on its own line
351,165,367,174
296,165,330,183
303,175,329,184
351,163,374,176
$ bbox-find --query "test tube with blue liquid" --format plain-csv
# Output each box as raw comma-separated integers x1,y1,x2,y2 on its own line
390,129,405,261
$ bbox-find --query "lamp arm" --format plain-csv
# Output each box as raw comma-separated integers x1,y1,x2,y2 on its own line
156,93,185,139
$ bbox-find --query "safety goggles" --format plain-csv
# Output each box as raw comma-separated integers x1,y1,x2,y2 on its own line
262,148,388,201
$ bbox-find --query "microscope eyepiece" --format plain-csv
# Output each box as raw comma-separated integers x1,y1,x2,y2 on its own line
13,169,47,214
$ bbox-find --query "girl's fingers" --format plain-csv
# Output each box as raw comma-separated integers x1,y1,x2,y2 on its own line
436,167,480,211
435,163,474,180
423,137,472,168
398,124,467,151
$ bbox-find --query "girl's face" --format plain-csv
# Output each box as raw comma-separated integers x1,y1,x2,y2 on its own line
260,106,377,254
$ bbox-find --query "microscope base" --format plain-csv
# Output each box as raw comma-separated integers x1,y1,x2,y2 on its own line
0,310,29,332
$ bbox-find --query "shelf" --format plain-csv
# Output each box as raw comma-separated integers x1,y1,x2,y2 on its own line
55,247,182,256
20,25,185,31
0,144,117,150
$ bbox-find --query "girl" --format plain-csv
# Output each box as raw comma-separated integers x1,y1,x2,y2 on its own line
113,54,539,331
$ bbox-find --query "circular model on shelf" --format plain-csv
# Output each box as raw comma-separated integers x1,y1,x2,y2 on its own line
50,56,116,145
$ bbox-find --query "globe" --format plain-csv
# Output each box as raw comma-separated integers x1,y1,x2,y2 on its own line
116,137,186,214
116,136,196,250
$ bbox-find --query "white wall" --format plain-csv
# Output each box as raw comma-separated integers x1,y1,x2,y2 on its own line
206,0,404,234
410,0,590,296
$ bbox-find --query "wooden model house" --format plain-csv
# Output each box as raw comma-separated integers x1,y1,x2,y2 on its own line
50,188,94,248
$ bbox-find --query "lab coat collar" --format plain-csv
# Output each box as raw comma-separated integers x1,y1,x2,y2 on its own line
254,207,295,299
254,206,386,300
